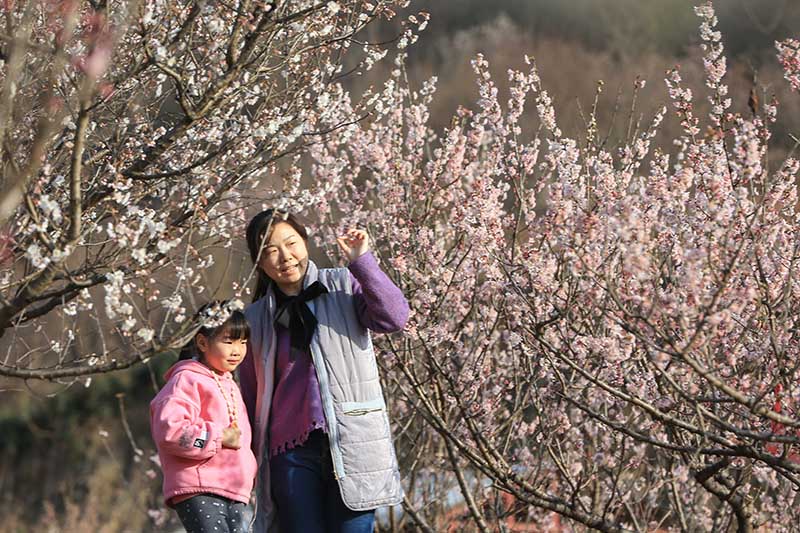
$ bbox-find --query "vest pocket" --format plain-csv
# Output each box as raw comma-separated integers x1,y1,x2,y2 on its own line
341,398,385,417
337,399,390,445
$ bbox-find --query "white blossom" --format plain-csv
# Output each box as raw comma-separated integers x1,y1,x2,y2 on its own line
137,328,155,343
25,243,50,269
132,248,148,264
161,293,183,312
39,195,62,222
156,237,180,254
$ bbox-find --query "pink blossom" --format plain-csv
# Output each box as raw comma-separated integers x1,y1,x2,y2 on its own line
776,38,800,92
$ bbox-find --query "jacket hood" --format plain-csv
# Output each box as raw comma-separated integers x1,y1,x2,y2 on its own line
163,359,227,381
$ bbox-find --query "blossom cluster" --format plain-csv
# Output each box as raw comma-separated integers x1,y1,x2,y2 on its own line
311,2,800,529
695,2,730,125
0,0,424,376
776,38,800,92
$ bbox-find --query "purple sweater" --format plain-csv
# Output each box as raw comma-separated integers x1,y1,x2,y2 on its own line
239,252,409,458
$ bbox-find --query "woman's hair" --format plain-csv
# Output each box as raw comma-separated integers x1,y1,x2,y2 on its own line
178,301,251,361
245,209,309,302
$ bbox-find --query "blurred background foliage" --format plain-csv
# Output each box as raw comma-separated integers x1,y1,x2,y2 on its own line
386,0,800,151
425,0,799,58
1,357,175,532
3,0,800,531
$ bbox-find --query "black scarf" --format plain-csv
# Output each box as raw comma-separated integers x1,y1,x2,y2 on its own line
274,281,328,351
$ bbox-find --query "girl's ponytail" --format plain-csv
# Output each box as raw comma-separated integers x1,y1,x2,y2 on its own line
178,342,197,361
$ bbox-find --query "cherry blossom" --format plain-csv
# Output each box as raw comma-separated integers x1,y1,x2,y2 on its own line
0,0,426,380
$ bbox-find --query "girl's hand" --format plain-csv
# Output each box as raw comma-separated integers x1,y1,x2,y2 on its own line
336,229,370,262
222,426,241,449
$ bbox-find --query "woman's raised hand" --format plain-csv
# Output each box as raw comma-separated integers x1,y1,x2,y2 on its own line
336,229,370,262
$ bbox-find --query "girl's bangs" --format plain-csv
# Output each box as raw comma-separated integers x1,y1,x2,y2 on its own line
217,310,251,340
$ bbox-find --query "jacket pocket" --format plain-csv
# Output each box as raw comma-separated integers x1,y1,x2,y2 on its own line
196,454,214,487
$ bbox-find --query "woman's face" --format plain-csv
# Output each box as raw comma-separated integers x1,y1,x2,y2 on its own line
258,221,309,295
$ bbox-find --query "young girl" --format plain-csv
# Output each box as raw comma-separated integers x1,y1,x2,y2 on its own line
151,302,257,533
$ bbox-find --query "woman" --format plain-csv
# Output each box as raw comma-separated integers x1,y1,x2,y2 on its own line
239,209,409,533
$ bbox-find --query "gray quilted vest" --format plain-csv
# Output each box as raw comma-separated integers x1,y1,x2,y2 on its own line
245,260,403,532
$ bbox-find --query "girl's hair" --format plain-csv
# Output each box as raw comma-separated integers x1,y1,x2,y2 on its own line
178,301,251,361
245,208,309,302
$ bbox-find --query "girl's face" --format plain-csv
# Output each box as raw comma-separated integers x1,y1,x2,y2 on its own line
258,221,309,295
196,331,248,374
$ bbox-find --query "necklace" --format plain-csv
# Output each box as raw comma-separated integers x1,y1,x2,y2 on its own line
211,371,238,428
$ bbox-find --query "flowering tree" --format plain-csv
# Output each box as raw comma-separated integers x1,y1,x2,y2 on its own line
6,0,800,531
311,3,800,531
0,0,426,380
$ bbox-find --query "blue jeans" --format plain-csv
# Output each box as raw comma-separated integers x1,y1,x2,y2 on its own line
270,430,375,533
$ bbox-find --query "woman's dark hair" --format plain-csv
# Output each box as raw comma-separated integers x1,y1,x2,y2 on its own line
245,209,309,302
178,301,251,361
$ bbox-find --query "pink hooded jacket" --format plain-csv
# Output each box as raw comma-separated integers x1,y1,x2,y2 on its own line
150,360,257,506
